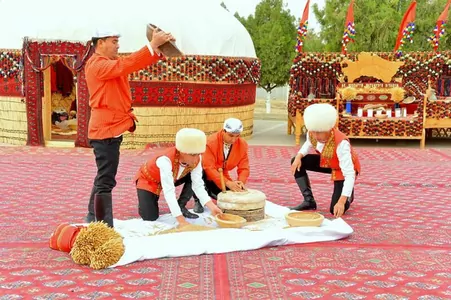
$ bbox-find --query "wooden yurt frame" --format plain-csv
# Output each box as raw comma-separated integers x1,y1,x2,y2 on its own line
22,38,93,147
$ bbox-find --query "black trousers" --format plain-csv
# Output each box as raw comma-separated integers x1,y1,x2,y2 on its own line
292,154,354,214
193,170,228,200
89,136,122,195
137,176,191,221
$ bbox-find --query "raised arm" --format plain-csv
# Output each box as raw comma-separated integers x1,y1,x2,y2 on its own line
92,45,160,80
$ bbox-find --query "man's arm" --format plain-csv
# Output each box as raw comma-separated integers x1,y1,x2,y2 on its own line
202,145,224,189
92,44,161,80
296,131,313,159
336,140,356,198
237,143,250,183
155,156,183,218
190,156,212,206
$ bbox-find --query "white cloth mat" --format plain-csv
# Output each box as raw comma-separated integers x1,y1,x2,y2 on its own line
106,201,353,268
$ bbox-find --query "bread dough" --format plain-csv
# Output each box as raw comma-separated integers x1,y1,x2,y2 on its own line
217,188,266,211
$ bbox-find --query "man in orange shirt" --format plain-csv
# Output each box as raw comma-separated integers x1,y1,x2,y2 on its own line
135,128,222,227
189,118,250,213
84,28,175,227
290,103,360,218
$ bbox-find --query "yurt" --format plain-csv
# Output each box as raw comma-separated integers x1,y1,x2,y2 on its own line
0,0,261,148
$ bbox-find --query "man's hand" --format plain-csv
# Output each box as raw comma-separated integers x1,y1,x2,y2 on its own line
333,196,348,218
291,154,302,175
176,216,190,228
150,30,176,50
226,180,242,192
205,201,223,216
235,181,247,191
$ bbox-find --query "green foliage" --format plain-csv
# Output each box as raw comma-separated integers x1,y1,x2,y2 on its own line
303,30,325,52
235,0,297,92
313,0,451,52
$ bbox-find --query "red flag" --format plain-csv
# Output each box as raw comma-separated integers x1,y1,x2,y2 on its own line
341,0,355,54
394,0,417,54
428,0,451,51
295,0,310,53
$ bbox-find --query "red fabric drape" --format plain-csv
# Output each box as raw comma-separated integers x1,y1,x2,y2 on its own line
53,60,74,96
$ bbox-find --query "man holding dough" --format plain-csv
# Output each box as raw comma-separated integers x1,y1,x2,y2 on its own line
189,118,250,213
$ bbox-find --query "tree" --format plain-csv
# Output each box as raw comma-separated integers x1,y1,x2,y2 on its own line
312,0,451,52
303,29,325,52
235,0,297,113
220,1,229,12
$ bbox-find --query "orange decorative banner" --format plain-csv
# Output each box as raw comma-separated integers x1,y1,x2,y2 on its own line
295,0,310,53
394,0,417,55
342,0,355,55
428,0,451,51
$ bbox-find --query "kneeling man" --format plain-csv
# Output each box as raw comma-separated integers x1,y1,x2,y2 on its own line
191,118,250,213
290,103,360,218
135,128,222,227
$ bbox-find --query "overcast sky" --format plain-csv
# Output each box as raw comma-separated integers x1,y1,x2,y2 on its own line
221,0,325,32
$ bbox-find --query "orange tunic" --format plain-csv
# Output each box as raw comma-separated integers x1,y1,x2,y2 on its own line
135,147,198,195
85,46,160,140
202,130,250,189
309,128,361,181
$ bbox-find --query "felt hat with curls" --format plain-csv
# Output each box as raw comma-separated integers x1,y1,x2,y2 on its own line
175,128,207,154
303,103,338,132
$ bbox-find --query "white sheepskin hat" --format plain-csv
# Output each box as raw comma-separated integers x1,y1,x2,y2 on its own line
223,118,243,133
303,103,338,132
175,128,207,154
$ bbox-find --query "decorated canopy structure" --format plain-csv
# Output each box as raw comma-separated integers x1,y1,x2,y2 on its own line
0,0,261,148
287,0,451,147
287,51,451,147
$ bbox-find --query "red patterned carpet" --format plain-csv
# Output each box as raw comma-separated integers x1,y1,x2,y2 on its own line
0,145,450,299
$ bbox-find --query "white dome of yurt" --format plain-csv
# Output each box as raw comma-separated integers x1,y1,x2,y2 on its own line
0,0,256,57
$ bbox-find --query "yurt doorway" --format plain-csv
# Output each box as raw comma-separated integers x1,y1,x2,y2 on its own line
42,58,78,147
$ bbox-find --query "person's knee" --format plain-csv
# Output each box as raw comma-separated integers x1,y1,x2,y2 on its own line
139,205,159,221
95,176,117,193
95,183,115,194
141,213,158,221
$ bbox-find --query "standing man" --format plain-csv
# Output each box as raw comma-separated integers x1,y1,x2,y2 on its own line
84,28,175,227
290,103,361,218
189,118,250,213
135,128,223,227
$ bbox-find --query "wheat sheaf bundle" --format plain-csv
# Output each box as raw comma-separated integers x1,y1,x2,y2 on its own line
70,222,124,269
390,87,405,103
341,87,358,101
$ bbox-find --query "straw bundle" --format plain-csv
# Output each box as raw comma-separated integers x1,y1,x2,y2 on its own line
0,96,27,145
70,222,122,266
89,238,125,270
122,104,255,149
390,87,405,103
341,87,358,101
